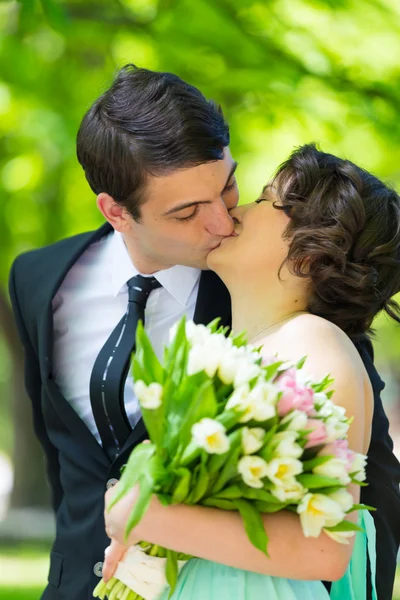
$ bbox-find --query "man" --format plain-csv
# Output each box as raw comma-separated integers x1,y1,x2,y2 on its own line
9,65,400,600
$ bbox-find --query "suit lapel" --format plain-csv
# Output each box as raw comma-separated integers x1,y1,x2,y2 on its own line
38,222,112,379
38,222,113,464
193,270,232,328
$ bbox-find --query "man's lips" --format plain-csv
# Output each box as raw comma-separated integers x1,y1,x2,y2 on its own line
208,232,238,251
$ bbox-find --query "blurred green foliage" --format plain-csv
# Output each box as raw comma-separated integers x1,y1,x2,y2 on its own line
0,0,400,453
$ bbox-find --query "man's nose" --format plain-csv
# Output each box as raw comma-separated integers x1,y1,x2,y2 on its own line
206,201,234,237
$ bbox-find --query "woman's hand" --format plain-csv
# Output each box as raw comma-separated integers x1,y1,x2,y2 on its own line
102,539,128,582
104,482,141,546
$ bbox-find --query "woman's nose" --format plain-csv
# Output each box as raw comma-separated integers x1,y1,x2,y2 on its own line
228,205,246,224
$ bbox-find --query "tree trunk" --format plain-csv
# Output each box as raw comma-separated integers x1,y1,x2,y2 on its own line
0,286,50,508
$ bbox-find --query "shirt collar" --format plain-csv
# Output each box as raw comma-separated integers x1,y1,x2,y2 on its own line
109,230,201,307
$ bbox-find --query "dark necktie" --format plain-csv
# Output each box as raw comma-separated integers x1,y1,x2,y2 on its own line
90,275,162,460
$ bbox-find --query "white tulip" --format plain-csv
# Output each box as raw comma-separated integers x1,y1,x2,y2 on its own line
234,361,262,388
242,427,265,455
272,431,303,459
314,458,351,485
313,392,329,408
328,489,354,513
325,417,350,442
324,529,355,544
134,381,163,410
295,368,314,386
281,409,308,432
263,457,303,487
226,384,251,414
297,493,345,537
238,455,269,488
187,344,223,378
191,418,230,454
218,352,243,385
350,453,367,482
270,478,306,502
185,321,212,345
317,399,335,418
248,382,278,421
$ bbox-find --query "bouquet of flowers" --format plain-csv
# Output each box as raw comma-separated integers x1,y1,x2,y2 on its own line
93,318,370,600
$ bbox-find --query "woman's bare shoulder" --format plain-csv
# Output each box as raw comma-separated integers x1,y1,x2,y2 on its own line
258,313,367,384
258,313,373,452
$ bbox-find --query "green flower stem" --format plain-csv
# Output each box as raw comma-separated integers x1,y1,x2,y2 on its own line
106,577,118,592
93,578,108,598
149,544,159,556
108,579,125,600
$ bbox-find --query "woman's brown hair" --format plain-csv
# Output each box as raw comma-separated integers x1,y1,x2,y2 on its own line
273,143,400,341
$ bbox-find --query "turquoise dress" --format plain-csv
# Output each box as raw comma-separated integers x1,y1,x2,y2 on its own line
160,512,377,600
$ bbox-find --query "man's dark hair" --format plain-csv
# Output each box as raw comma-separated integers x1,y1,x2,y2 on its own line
272,143,400,341
76,64,230,220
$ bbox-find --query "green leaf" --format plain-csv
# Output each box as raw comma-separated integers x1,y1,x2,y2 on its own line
207,429,241,473
171,468,191,504
179,439,202,467
212,484,243,499
188,462,210,504
238,486,278,503
125,475,153,539
324,520,364,533
296,355,307,370
216,408,244,431
255,500,289,513
302,455,334,471
232,499,269,555
262,360,285,381
164,317,189,384
346,503,376,513
210,444,241,494
178,380,218,450
201,498,236,510
207,317,222,333
230,330,249,348
157,493,173,506
297,474,342,488
134,320,165,384
165,550,179,596
140,404,166,452
108,443,155,511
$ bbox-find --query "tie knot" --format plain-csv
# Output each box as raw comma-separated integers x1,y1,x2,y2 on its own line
127,275,161,307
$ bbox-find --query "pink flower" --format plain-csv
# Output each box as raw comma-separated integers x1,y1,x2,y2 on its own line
332,439,355,472
319,439,355,472
277,369,315,417
305,419,328,448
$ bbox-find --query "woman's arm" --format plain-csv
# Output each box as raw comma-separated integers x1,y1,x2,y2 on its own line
104,316,369,582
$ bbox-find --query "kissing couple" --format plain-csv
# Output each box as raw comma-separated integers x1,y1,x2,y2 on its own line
9,65,400,600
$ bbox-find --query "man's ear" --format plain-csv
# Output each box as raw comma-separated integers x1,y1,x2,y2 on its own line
96,193,132,232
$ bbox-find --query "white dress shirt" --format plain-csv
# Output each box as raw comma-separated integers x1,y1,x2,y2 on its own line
52,230,201,444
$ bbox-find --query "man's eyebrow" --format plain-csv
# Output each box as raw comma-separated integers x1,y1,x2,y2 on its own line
162,161,238,216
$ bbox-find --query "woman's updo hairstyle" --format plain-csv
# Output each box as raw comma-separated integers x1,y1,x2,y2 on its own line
273,143,400,341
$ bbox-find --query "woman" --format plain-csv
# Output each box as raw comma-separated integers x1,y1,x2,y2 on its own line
103,144,400,599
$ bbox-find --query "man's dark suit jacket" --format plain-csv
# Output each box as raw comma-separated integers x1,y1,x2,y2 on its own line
8,223,400,600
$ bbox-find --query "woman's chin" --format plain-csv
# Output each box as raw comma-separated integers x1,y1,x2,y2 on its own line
206,237,233,272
